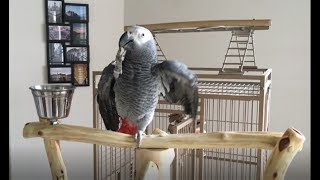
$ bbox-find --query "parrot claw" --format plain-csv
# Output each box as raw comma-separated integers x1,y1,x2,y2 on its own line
134,130,145,148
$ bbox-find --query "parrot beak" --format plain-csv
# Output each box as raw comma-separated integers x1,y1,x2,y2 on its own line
119,31,134,48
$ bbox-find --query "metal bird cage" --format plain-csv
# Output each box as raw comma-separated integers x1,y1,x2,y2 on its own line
92,66,271,180
93,19,272,180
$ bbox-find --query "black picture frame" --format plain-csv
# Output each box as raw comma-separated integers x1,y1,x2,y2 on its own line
71,62,89,86
47,24,71,42
65,45,89,63
48,65,72,83
45,0,90,86
48,42,64,65
46,0,64,23
64,3,89,23
71,22,88,45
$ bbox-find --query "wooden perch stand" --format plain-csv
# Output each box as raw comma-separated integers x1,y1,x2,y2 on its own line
135,129,175,180
23,120,305,180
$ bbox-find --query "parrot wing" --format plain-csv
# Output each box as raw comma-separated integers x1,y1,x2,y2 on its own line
97,63,119,131
153,60,199,119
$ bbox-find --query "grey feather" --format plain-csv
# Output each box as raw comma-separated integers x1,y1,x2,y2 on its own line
97,63,119,131
152,60,198,118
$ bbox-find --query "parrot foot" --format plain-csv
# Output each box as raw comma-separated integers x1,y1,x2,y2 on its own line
134,130,145,148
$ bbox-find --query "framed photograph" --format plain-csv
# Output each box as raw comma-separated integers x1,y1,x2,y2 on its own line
45,2,90,86
72,63,89,86
71,23,88,45
48,66,72,83
48,24,71,41
48,43,64,65
65,45,89,63
47,0,63,23
64,3,89,22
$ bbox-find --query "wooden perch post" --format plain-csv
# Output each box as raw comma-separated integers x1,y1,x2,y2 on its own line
263,128,305,180
38,119,68,180
135,129,175,180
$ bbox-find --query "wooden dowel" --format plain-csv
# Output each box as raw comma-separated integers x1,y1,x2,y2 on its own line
263,128,305,180
38,119,68,180
23,121,282,150
124,19,271,32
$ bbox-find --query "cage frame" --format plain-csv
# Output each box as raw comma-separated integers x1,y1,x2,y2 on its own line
92,66,272,180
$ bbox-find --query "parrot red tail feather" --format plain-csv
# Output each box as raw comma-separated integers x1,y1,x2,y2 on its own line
116,117,137,135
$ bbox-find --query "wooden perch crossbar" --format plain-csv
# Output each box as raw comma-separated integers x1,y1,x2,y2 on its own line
24,121,283,149
23,121,305,180
124,19,271,33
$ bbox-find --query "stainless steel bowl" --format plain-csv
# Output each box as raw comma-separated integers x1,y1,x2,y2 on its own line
29,84,76,120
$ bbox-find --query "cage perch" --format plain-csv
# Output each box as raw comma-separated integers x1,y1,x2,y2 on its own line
23,120,304,180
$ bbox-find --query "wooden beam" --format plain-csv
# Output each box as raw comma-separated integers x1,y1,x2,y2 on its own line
124,19,271,32
23,121,283,150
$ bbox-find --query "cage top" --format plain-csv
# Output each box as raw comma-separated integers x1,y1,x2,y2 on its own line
190,67,271,79
124,19,271,34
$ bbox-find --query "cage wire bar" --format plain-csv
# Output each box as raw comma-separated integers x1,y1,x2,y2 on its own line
93,66,271,180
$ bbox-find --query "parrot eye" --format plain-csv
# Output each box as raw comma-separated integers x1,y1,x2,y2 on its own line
141,33,145,37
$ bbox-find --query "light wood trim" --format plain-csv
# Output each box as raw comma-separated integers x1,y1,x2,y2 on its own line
92,71,100,180
198,94,260,100
190,67,269,72
23,121,283,150
155,109,201,115
125,19,271,32
196,74,262,80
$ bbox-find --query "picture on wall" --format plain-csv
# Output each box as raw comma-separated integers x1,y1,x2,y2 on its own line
48,43,64,64
45,1,90,86
48,25,71,41
47,0,63,23
65,45,89,62
72,63,89,86
71,23,88,45
48,66,72,83
64,3,88,22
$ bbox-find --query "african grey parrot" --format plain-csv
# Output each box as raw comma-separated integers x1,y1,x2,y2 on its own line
97,25,198,147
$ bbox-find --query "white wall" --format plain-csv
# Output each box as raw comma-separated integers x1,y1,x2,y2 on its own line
9,0,123,179
125,0,310,179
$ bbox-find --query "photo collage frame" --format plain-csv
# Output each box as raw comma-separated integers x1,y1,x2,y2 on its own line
46,0,90,86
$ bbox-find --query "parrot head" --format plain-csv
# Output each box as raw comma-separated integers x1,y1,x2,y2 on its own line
119,25,155,51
